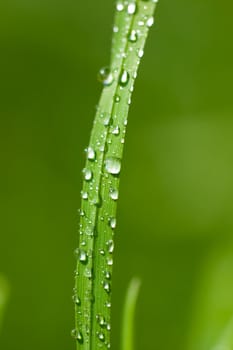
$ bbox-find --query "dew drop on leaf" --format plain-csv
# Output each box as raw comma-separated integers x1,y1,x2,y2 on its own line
98,67,114,86
103,281,111,293
127,3,137,15
109,188,119,200
105,157,121,175
86,147,96,160
119,70,130,87
128,30,138,43
146,16,154,27
83,168,93,181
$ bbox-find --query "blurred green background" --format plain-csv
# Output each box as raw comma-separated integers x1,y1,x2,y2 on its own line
1,0,233,349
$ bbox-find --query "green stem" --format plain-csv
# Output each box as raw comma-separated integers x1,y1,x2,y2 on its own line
73,1,159,349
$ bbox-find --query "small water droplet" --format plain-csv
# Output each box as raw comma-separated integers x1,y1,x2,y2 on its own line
71,329,83,344
84,267,93,278
127,2,137,14
103,281,111,293
105,301,111,308
109,217,117,229
99,249,105,256
106,324,111,331
109,188,119,200
79,209,85,217
106,257,113,266
86,147,96,160
81,191,88,200
119,70,130,87
98,67,114,86
96,314,106,327
101,112,112,126
128,29,138,43
137,49,144,58
98,332,105,341
146,16,154,27
72,295,81,305
138,20,145,26
114,94,120,103
107,239,114,253
83,168,93,181
105,157,121,175
116,2,124,11
104,271,111,280
113,26,119,33
111,125,120,135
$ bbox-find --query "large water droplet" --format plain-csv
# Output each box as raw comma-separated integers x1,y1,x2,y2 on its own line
86,147,96,160
78,249,88,263
105,157,121,175
116,2,124,11
98,67,114,86
83,168,93,181
109,217,117,229
109,188,119,200
128,30,138,43
119,70,130,87
146,16,154,27
127,3,137,14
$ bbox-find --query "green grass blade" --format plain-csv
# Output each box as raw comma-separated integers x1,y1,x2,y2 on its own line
73,1,159,349
0,276,9,332
121,278,141,350
211,317,233,350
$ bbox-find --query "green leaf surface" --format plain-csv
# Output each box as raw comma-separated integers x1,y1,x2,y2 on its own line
73,1,159,349
0,276,9,332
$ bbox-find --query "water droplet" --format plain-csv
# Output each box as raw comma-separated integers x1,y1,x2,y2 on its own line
107,239,114,253
106,324,111,331
105,301,111,308
72,295,81,305
104,271,111,280
84,267,93,278
109,188,119,200
146,16,154,27
79,209,85,217
96,314,106,327
111,125,120,135
71,329,83,344
101,112,112,126
86,147,96,160
83,168,93,181
98,332,105,341
116,2,124,11
113,26,119,33
98,67,114,86
79,249,88,263
81,191,88,200
109,217,117,229
137,49,144,58
99,249,105,256
138,20,145,26
103,281,111,293
114,94,121,103
128,30,138,43
105,157,121,175
119,70,130,87
127,2,137,14
106,257,113,266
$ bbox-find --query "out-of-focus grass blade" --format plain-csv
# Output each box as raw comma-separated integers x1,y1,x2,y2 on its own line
187,241,233,350
0,275,9,332
211,316,233,350
121,277,141,350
